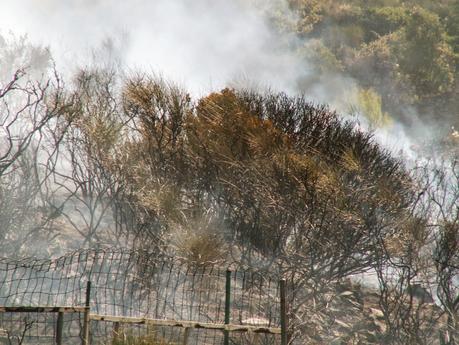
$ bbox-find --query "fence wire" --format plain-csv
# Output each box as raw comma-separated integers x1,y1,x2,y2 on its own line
0,248,281,344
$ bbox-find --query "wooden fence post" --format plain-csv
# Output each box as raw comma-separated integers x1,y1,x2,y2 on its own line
280,279,288,345
56,311,64,345
82,281,91,345
112,322,120,345
182,327,190,345
224,269,232,345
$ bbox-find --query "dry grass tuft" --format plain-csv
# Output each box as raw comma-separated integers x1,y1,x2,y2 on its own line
110,331,176,345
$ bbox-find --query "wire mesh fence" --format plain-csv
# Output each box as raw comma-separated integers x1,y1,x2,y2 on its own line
0,248,283,344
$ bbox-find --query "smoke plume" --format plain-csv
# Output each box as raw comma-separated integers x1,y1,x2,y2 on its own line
0,0,434,157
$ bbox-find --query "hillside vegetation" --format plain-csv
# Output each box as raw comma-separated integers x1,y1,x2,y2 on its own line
0,68,457,343
0,0,458,344
265,0,459,132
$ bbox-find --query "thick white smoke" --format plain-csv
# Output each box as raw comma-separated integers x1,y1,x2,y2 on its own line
0,0,428,157
0,0,308,94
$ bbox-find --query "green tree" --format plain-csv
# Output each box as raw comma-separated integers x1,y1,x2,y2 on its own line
445,0,459,54
397,8,456,98
361,6,409,40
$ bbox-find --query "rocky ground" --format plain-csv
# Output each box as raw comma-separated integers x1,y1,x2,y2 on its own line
290,279,449,345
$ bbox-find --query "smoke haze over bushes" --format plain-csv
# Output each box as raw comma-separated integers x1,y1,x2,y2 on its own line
0,0,307,94
5,0,444,157
0,2,458,343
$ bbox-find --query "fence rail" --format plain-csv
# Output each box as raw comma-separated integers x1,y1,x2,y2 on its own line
0,307,88,313
90,315,282,334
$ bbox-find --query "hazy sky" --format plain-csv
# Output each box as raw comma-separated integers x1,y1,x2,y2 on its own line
0,0,309,94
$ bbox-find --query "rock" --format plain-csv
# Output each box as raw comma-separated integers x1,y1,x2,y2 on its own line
368,307,384,319
339,291,354,297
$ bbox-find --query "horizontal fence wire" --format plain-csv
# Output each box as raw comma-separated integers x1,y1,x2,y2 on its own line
0,248,282,344
0,312,83,344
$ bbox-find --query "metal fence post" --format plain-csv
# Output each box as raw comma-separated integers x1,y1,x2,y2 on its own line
280,279,288,345
224,269,232,345
56,311,64,345
82,281,91,345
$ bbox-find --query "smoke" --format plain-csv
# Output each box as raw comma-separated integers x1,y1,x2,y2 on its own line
1,0,440,180
0,0,303,94
0,0,431,158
